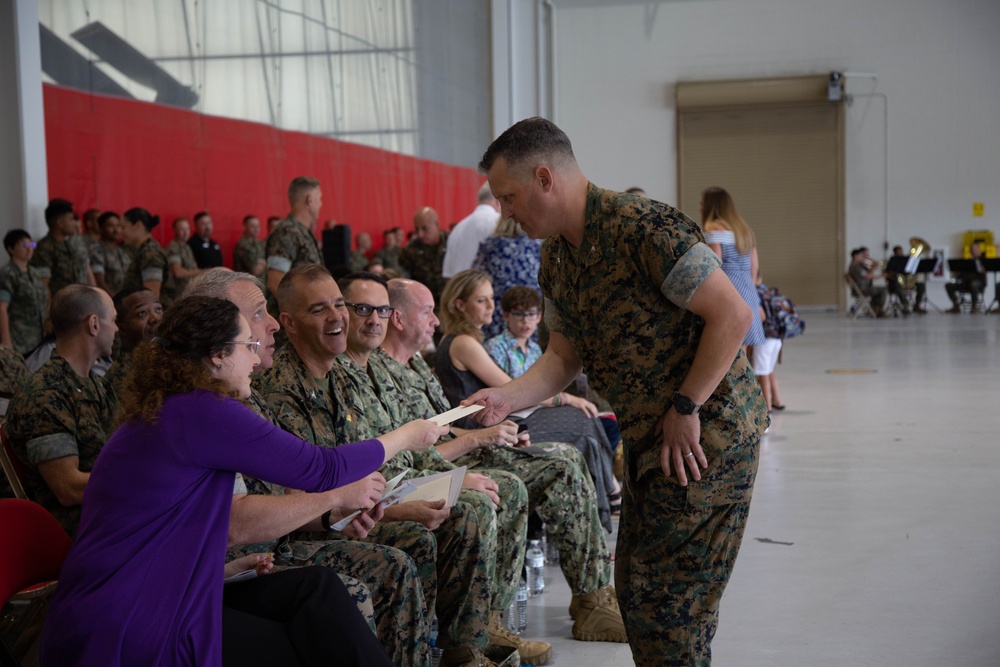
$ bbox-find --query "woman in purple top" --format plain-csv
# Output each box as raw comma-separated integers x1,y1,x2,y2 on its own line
39,296,446,667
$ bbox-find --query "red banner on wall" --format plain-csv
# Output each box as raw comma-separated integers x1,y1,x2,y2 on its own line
43,84,484,262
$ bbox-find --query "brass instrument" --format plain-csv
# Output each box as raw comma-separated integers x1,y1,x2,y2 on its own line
863,258,886,273
902,237,930,289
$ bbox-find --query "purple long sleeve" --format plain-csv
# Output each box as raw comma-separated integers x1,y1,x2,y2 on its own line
40,391,385,667
168,392,385,491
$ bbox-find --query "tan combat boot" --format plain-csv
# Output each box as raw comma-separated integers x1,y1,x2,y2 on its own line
440,646,499,667
487,611,552,665
569,585,628,642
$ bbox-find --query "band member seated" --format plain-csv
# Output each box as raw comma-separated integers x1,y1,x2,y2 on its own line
946,242,987,313
848,247,886,316
884,245,928,314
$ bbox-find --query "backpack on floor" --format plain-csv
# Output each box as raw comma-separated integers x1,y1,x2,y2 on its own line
757,284,805,340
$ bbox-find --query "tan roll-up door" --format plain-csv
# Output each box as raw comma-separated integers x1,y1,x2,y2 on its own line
677,78,845,309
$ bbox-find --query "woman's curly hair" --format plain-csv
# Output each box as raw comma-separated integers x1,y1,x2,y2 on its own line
117,296,242,424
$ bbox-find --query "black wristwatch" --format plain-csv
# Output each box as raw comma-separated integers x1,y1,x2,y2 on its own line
671,392,702,416
321,510,333,531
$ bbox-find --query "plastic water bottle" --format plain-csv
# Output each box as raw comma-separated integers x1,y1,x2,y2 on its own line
540,523,558,565
525,539,545,597
507,577,528,634
429,614,442,666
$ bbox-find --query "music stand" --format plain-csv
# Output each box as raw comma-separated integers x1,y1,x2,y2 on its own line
982,258,1000,313
947,259,977,274
915,257,942,312
886,256,909,274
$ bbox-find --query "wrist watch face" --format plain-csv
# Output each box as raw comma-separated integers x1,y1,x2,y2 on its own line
672,392,700,415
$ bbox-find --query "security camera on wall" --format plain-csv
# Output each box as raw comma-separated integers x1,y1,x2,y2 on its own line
827,72,843,101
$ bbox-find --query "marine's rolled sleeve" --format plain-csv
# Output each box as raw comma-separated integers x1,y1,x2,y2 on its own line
233,472,248,495
26,432,78,465
266,255,293,273
660,242,721,309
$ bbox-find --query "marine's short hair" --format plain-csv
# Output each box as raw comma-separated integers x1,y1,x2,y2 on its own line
288,176,320,205
51,284,108,338
45,198,75,228
277,263,333,315
338,271,388,299
3,230,30,255
479,117,575,175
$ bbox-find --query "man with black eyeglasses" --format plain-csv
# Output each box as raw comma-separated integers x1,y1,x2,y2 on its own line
336,271,537,667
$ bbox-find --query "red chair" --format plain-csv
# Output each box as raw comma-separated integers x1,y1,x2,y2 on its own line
0,499,73,666
0,424,28,501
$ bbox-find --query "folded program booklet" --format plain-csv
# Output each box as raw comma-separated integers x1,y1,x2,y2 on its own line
331,471,414,531
403,465,466,507
330,466,467,531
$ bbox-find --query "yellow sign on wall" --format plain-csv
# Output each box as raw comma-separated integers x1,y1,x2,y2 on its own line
973,202,984,217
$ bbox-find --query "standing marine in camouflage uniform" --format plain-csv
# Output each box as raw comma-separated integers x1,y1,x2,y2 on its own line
255,265,499,667
265,177,323,306
164,218,202,302
474,118,768,666
121,208,172,306
233,215,266,277
31,198,94,298
183,268,433,667
90,212,132,297
379,277,628,646
5,285,118,537
399,207,449,307
0,230,48,355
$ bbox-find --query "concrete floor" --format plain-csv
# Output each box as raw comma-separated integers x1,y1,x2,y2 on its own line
521,311,1000,666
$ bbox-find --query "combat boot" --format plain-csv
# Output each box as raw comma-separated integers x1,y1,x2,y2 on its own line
441,646,500,667
569,585,628,643
487,611,551,665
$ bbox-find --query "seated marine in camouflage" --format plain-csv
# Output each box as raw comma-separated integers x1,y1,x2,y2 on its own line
255,264,503,667
338,272,562,664
6,285,118,536
380,277,627,644
183,268,431,667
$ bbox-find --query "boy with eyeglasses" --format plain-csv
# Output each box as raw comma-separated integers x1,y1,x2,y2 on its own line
483,286,543,379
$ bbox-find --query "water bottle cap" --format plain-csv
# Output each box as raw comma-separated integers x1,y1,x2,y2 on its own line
529,539,540,547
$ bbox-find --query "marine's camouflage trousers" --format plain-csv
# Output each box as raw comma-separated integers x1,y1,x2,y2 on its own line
365,501,492,652
455,468,528,611
615,469,752,667
459,442,612,595
229,535,429,667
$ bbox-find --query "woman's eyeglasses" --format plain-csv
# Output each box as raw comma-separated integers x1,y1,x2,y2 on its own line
344,302,395,319
228,340,261,354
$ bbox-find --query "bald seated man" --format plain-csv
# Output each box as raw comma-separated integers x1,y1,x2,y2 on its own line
6,285,118,537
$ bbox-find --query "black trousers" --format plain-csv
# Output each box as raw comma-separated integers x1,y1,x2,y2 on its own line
221,566,392,667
